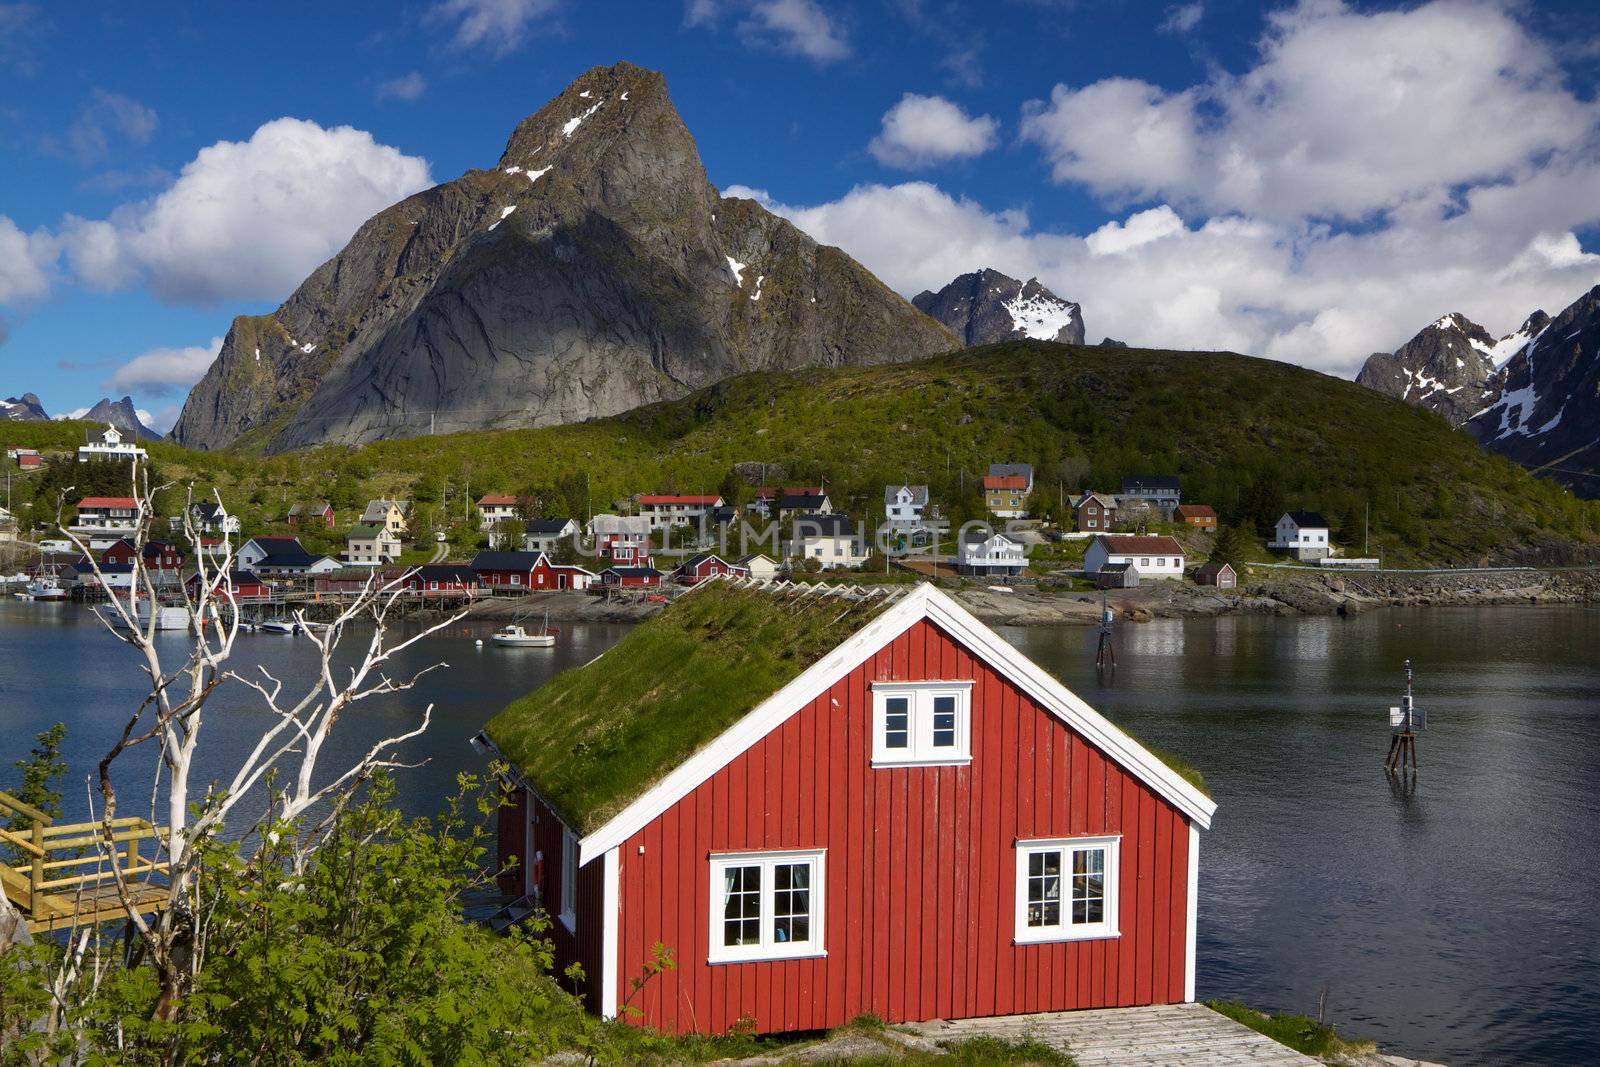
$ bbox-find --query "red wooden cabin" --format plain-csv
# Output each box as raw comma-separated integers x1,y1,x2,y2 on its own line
483,581,1214,1036
669,553,746,586
102,538,183,569
598,566,663,588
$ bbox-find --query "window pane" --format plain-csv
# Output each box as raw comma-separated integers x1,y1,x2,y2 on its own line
1071,848,1106,925
773,862,812,944
885,696,909,749
1026,850,1062,927
723,865,762,946
932,694,957,747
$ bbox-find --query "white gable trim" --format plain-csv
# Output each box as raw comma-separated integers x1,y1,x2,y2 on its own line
577,583,1215,865
1185,823,1199,1002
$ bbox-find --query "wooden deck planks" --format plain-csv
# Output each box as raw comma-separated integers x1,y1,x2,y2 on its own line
905,1003,1321,1067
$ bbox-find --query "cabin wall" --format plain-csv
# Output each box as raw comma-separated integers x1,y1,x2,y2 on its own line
614,617,1192,1035
525,791,609,1011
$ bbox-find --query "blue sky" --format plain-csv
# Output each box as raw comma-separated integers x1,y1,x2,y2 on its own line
4,0,1600,429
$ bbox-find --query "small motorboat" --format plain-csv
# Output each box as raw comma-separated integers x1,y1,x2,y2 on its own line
257,620,296,635
492,613,558,647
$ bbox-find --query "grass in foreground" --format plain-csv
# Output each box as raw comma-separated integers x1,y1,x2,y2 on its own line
1207,1000,1375,1059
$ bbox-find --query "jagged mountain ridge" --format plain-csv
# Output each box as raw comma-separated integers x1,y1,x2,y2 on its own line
912,269,1085,346
81,396,163,440
170,62,956,453
1,393,49,422
1355,311,1549,425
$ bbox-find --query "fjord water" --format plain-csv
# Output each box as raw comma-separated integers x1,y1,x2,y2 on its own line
3,601,1597,1065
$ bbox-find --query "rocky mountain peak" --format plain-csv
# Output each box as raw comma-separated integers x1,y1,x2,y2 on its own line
912,269,1085,346
1356,311,1512,424
170,62,954,452
1,392,49,422
83,396,163,440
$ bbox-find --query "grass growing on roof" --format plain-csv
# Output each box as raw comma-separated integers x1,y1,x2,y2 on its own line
486,582,897,833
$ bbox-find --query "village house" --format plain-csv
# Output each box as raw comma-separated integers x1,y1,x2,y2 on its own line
670,553,747,586
1270,512,1333,560
237,536,340,578
793,513,868,570
480,581,1214,1035
638,494,725,531
186,570,269,602
589,514,652,565
748,486,824,520
1173,504,1217,530
884,484,930,529
1083,535,1186,580
523,517,580,555
287,501,335,528
1072,493,1117,533
345,524,401,566
472,550,594,591
71,497,139,537
984,463,1033,519
955,530,1027,577
1194,561,1238,588
10,448,42,470
404,564,482,595
360,499,410,537
76,424,146,464
737,553,780,580
101,538,183,570
598,565,664,588
187,501,240,534
477,494,520,528
1119,476,1181,513
775,489,832,521
1094,562,1139,589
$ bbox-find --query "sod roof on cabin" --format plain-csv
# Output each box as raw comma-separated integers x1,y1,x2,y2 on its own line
485,581,898,835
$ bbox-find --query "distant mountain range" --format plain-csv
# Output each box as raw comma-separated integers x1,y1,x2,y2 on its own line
80,396,164,441
169,61,955,453
2,393,49,422
1357,285,1600,492
912,269,1086,346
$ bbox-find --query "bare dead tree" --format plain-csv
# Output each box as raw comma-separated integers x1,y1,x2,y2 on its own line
53,459,466,1021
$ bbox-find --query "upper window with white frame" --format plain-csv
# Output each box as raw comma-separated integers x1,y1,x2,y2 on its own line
1014,836,1120,943
871,681,973,766
708,849,825,963
559,826,578,931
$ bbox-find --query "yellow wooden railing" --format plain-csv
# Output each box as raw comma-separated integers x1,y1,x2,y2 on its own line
0,789,170,932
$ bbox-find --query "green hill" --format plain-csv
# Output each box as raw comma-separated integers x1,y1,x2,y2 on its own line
6,342,1598,565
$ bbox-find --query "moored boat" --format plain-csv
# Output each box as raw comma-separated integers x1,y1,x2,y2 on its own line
491,613,559,647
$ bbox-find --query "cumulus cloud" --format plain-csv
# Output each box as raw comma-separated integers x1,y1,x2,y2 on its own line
1022,0,1599,221
727,180,1600,377
688,0,850,63
375,72,427,102
868,93,998,169
104,336,224,397
1160,2,1203,34
55,117,432,304
431,0,560,55
0,215,52,303
54,90,158,164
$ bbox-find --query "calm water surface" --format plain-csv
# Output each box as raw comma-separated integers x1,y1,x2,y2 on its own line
2,599,1597,1065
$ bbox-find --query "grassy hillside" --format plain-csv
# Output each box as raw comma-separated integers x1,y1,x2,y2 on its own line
6,341,1598,565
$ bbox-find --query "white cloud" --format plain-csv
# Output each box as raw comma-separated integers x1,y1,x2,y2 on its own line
729,180,1600,377
58,89,158,164
0,3,41,74
374,72,427,102
868,93,998,169
55,117,432,305
690,0,850,63
1021,0,1598,221
0,215,52,303
431,0,560,55
104,336,224,397
1160,2,1203,34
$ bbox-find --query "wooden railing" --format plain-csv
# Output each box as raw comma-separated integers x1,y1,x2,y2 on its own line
0,788,169,931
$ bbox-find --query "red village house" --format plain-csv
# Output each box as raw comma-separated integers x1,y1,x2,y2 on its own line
402,564,481,595
669,553,747,586
471,550,596,592
481,580,1215,1035
101,538,184,570
597,565,663,588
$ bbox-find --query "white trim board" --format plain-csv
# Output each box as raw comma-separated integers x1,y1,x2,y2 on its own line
1185,823,1200,1002
578,583,1215,865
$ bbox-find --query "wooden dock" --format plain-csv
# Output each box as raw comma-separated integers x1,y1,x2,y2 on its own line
0,790,170,934
905,1003,1320,1066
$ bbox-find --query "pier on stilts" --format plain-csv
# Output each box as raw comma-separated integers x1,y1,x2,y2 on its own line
0,790,169,933
1385,659,1424,776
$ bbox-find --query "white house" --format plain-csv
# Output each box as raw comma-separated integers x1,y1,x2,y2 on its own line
346,524,402,566
187,501,240,534
1270,511,1333,560
637,494,724,531
736,552,780,580
71,497,139,537
793,513,868,569
884,484,930,528
522,517,580,554
956,531,1026,577
77,425,147,464
477,495,519,527
1119,476,1181,511
1083,535,1186,579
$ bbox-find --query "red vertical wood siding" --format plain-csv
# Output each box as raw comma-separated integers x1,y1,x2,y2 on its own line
496,788,528,895
524,791,609,1013
610,618,1194,1034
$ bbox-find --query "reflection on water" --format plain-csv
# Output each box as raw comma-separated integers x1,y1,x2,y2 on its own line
4,600,1598,1064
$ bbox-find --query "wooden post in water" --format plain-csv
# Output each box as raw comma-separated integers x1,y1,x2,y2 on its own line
1094,592,1116,673
1385,659,1422,773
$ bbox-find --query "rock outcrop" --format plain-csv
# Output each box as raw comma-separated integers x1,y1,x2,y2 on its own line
1354,311,1547,425
0,393,48,422
912,269,1085,346
171,62,956,453
81,397,162,440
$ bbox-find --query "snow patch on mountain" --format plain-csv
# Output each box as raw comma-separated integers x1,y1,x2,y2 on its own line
1004,290,1079,341
726,256,747,286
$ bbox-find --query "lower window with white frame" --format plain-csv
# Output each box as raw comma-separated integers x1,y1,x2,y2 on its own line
1014,836,1120,943
708,849,825,963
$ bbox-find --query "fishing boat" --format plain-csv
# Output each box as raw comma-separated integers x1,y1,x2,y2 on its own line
491,612,558,648
18,577,68,602
95,602,190,631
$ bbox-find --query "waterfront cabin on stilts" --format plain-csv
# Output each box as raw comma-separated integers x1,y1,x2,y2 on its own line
477,577,1215,1035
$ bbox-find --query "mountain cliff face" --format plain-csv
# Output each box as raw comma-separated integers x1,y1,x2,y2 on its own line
1,393,48,421
1354,311,1548,425
82,396,163,440
171,62,955,452
1466,286,1600,489
912,269,1085,346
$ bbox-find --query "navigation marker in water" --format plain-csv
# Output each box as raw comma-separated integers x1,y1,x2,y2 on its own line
1385,658,1425,773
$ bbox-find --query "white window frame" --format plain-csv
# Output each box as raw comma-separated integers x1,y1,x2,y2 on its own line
707,849,826,964
560,826,578,932
870,681,974,767
1014,835,1121,944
